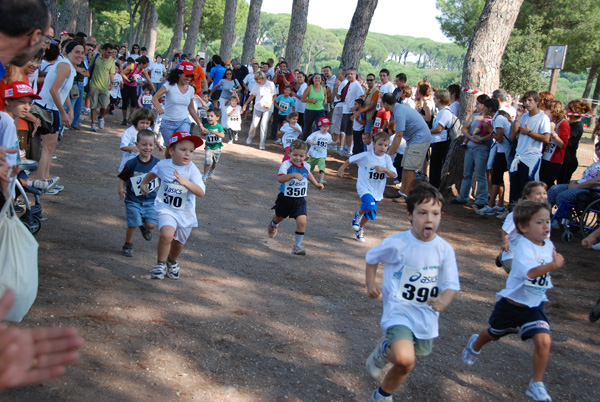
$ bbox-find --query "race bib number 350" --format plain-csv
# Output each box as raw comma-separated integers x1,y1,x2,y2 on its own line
398,265,439,305
284,179,308,198
158,182,188,209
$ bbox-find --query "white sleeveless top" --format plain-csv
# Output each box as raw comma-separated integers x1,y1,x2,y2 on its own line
37,58,76,111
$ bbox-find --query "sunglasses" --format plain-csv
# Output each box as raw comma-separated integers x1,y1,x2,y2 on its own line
366,79,374,82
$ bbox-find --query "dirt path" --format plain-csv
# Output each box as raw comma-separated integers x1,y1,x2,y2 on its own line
2,114,599,402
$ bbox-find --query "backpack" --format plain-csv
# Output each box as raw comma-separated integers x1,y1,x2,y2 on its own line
446,114,462,141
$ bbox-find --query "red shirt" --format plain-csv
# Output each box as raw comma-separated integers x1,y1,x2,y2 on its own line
549,119,570,164
275,71,295,95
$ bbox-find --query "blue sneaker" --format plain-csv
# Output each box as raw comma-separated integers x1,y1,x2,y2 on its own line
351,210,363,231
356,228,365,242
166,260,179,280
150,263,166,280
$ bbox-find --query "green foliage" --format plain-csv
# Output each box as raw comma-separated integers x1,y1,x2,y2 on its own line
435,0,485,47
94,10,130,45
500,20,545,95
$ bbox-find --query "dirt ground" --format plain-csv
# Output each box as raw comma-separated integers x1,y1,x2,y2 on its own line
1,112,599,402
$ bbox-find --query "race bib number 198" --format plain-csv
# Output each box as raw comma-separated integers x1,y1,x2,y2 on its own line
398,265,439,305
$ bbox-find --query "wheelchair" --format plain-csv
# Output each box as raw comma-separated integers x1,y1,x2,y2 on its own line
14,159,44,235
552,189,600,242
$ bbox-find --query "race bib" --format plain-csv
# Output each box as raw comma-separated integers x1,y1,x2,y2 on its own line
366,164,385,181
397,265,439,305
374,117,382,128
542,142,557,161
316,139,328,148
206,130,221,144
284,178,308,198
199,108,207,119
158,181,188,209
283,134,296,147
524,273,552,290
142,95,152,105
133,74,142,83
130,174,159,197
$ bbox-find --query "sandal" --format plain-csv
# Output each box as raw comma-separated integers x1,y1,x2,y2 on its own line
590,298,600,323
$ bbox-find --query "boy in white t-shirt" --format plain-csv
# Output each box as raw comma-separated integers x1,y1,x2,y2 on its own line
463,200,563,402
306,117,333,185
364,184,460,402
225,96,242,144
139,131,205,280
278,112,302,162
337,132,397,242
118,108,155,172
109,63,123,115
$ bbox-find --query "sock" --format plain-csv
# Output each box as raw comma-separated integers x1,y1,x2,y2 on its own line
270,220,279,228
294,231,304,246
377,387,391,398
124,242,132,245
345,145,351,152
157,260,166,266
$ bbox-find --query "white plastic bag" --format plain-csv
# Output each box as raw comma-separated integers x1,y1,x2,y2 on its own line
0,178,38,322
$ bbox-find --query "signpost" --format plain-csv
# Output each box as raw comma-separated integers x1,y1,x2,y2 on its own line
545,45,567,95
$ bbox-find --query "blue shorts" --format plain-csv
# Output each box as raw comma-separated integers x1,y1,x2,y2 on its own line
160,118,191,145
272,193,307,219
360,194,378,221
125,200,157,228
365,121,374,134
487,298,550,341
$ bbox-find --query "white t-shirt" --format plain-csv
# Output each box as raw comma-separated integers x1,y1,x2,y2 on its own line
352,113,365,131
243,73,256,92
449,101,460,116
0,111,20,167
365,230,460,339
492,112,512,154
514,111,551,170
151,159,205,228
431,106,453,143
334,79,348,108
226,105,242,131
119,125,139,172
251,81,276,112
148,62,166,83
349,150,397,201
497,237,554,307
110,73,123,98
306,131,332,159
281,122,302,148
343,81,364,114
294,82,308,114
162,83,194,122
501,211,520,261
377,81,395,110
389,134,407,156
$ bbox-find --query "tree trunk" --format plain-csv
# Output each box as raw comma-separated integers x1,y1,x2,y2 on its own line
58,0,80,35
582,58,599,99
589,70,600,130
183,0,207,56
219,0,238,60
91,10,98,38
147,5,158,59
166,0,186,60
440,0,524,197
126,0,141,46
140,0,152,49
45,0,60,34
133,0,149,46
241,0,263,65
75,0,90,36
284,0,309,71
339,0,379,70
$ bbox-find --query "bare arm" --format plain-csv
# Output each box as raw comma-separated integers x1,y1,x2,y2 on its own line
337,160,352,177
527,250,564,279
174,170,204,197
151,85,168,113
366,263,380,298
387,131,404,156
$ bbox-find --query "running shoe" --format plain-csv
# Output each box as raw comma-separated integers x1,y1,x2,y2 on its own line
139,226,152,241
268,222,278,238
150,263,166,280
356,228,365,242
122,243,133,257
166,260,179,280
526,379,552,402
365,336,390,379
351,210,363,231
274,139,282,145
208,169,214,179
291,244,306,255
496,210,509,220
369,389,393,402
475,205,496,216
462,334,480,365
90,123,97,132
98,118,105,129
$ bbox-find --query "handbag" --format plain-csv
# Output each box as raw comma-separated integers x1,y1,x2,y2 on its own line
70,83,80,99
30,103,54,136
0,177,39,322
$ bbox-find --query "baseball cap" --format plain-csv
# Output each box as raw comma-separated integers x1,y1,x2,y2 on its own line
60,30,71,36
168,131,203,149
4,81,41,100
317,117,331,127
177,61,195,75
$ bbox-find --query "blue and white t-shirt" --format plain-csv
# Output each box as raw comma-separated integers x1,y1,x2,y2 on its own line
278,160,311,198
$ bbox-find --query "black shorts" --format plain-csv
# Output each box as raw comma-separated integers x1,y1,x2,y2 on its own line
491,152,508,186
272,193,307,219
121,85,138,110
488,298,550,341
211,90,222,101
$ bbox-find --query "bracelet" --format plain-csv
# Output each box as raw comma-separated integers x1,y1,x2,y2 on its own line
527,130,532,135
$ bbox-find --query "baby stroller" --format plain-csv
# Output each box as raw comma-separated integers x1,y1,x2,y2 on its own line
15,159,43,234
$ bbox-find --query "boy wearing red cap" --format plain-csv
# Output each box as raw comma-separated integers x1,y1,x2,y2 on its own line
306,117,333,185
337,131,397,242
139,131,205,280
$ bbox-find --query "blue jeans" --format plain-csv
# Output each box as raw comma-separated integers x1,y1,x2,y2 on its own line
160,119,191,145
458,146,489,205
70,81,85,127
302,109,325,140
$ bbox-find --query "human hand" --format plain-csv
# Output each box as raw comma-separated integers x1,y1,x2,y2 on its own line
316,182,324,191
501,241,509,252
374,165,386,172
366,282,381,299
337,168,345,178
0,147,17,166
428,296,449,312
61,112,71,127
118,189,126,201
551,249,564,270
582,235,595,249
0,290,83,391
156,106,164,115
140,183,149,195
520,124,530,135
292,173,303,181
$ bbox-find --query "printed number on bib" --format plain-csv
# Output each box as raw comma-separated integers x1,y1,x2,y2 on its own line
374,117,382,128
398,265,439,305
206,133,220,144
284,179,307,197
317,140,328,148
158,182,188,209
525,273,552,289
367,165,385,181
130,174,159,196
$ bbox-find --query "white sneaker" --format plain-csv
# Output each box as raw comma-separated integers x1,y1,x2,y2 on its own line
202,173,209,182
462,334,480,365
526,379,552,401
90,123,97,132
98,118,105,129
370,389,393,402
356,229,365,242
475,205,496,215
246,135,253,145
208,169,214,179
291,244,306,255
365,336,390,379
592,243,600,250
274,139,282,145
496,210,509,220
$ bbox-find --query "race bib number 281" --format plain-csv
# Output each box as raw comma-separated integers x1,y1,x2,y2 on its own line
130,174,159,197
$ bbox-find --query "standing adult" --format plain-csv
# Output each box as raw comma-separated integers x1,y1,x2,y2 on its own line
377,69,394,110
330,68,348,151
447,84,461,116
232,58,248,102
208,55,226,107
301,73,327,140
120,55,154,125
129,44,141,61
339,67,364,157
88,43,115,132
428,89,454,189
148,55,167,92
151,61,202,145
321,66,335,117
293,72,307,127
414,83,434,128
210,68,241,125
360,73,379,135
557,100,591,184
392,73,407,102
243,71,276,150
189,57,207,95
383,94,431,196
35,41,85,191
68,37,89,130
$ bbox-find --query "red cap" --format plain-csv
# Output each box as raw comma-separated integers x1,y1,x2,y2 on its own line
60,30,70,36
177,61,195,75
4,81,41,100
317,117,331,127
168,131,203,149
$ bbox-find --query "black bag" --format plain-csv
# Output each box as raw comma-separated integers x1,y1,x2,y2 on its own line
29,104,53,136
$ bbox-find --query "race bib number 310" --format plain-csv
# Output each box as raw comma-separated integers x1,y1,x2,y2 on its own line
398,265,439,305
158,182,188,209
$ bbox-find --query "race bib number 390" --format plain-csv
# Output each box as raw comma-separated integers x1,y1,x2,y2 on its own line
158,182,188,209
284,179,308,198
130,174,159,197
398,265,439,305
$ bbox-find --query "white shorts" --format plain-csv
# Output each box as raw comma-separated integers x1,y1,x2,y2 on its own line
331,106,344,135
157,211,193,244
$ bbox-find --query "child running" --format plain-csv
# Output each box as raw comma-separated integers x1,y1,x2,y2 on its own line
118,108,155,172
201,108,225,181
337,131,397,242
225,96,242,144
278,112,302,161
306,117,333,185
463,200,563,402
139,131,205,280
497,181,548,273
138,83,154,110
268,139,324,255
364,183,460,402
117,129,161,257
